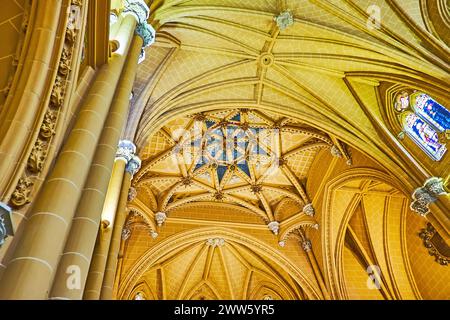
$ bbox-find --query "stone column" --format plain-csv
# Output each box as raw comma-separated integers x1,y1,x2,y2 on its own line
0,14,138,300
83,142,136,300
100,155,141,300
300,237,331,300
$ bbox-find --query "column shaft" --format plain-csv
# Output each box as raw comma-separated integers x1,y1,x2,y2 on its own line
48,35,143,300
307,251,331,300
100,171,132,299
0,15,137,300
83,161,126,300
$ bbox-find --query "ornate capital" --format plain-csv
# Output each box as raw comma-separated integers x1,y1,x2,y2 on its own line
268,221,280,235
330,145,342,158
135,22,155,48
301,239,312,252
0,202,14,247
116,140,136,163
411,177,448,216
274,10,294,30
302,203,315,216
155,212,167,226
123,0,149,25
121,226,131,241
126,155,142,176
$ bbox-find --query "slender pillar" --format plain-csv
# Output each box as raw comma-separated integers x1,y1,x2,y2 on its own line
101,155,141,299
83,143,136,300
0,15,138,300
300,238,331,300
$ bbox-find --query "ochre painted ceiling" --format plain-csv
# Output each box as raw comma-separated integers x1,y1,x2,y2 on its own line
116,0,450,300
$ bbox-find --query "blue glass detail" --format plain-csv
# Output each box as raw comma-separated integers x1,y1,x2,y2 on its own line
217,165,227,182
412,93,450,132
206,120,216,128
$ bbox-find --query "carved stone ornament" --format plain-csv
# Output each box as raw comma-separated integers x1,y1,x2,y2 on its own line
40,110,57,139
411,177,448,216
135,22,155,48
206,238,225,247
268,221,280,235
330,145,342,158
0,202,14,247
302,203,315,216
419,223,449,266
128,187,137,202
10,177,33,208
150,230,158,239
274,10,294,30
126,155,142,177
116,140,137,163
301,239,312,252
123,0,150,25
122,226,131,241
27,140,48,173
155,212,167,226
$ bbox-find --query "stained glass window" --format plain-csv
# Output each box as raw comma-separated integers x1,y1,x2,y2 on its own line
395,91,448,161
401,112,447,161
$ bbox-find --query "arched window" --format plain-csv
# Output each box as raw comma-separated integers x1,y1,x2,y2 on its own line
395,91,449,161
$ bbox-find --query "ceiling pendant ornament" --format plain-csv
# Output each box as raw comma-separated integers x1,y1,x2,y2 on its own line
301,239,312,252
268,221,280,235
206,238,225,247
330,145,343,158
302,203,315,216
155,211,167,226
126,155,142,177
410,177,448,216
274,10,294,30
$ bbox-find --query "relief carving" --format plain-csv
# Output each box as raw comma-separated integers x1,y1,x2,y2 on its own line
10,177,33,208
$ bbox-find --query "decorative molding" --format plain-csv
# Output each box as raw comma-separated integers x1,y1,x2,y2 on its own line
122,226,131,241
9,0,84,209
410,177,447,216
419,223,449,266
10,177,33,208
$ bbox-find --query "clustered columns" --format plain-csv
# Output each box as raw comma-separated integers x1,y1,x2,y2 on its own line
83,141,141,300
0,0,152,299
298,231,331,300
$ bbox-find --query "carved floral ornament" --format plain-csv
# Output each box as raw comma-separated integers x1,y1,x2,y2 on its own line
419,223,449,266
410,177,448,216
10,0,83,209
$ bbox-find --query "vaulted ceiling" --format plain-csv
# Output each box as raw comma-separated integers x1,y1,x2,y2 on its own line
117,0,450,300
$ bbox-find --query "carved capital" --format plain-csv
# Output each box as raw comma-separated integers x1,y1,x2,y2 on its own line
122,226,131,241
302,203,315,216
126,155,141,176
411,177,448,216
155,211,167,226
301,239,312,252
116,140,136,163
135,22,155,48
330,145,342,158
268,221,280,235
123,0,149,25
